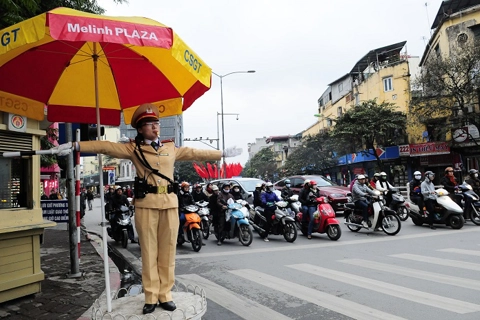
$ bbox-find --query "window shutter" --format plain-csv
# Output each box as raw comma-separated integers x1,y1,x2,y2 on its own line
0,131,32,152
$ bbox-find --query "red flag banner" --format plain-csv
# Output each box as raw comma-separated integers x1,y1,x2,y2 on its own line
207,163,214,179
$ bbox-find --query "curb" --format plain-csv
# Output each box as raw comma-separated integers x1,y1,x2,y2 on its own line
77,233,122,320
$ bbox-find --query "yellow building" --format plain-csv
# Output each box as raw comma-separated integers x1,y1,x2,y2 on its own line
0,113,55,303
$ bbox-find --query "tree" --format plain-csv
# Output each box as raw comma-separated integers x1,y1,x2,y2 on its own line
242,148,278,181
282,132,336,176
412,41,480,141
40,126,58,167
1,0,127,29
174,161,203,184
330,99,406,170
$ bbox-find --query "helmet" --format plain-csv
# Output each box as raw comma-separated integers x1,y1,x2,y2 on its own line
304,179,311,186
374,173,381,177
255,183,262,188
425,171,435,180
357,174,366,179
445,167,454,173
413,171,422,180
310,180,318,187
194,183,201,189
469,169,478,175
284,179,291,184
380,172,387,177
265,182,273,187
211,185,219,191
231,183,239,188
180,181,190,188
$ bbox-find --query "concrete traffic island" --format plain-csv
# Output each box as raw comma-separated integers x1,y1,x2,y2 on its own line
89,283,207,319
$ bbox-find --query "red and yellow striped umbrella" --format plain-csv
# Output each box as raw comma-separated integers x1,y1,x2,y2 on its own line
0,7,211,125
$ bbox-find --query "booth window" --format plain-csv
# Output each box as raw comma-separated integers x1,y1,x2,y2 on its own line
0,157,31,209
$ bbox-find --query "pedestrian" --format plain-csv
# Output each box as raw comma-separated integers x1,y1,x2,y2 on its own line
87,189,94,210
51,103,241,314
80,189,91,241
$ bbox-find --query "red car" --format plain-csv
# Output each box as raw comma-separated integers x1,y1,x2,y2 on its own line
274,175,351,215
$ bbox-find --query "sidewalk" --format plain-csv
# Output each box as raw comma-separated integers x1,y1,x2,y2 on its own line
0,229,120,320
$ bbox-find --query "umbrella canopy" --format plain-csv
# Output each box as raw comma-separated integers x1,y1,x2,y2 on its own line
0,7,211,125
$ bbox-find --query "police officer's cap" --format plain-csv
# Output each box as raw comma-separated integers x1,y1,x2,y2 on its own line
131,103,160,128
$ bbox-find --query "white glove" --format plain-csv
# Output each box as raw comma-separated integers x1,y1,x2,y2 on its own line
223,146,242,158
52,142,73,156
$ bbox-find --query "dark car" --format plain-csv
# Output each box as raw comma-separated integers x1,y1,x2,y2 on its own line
210,178,266,204
274,175,351,214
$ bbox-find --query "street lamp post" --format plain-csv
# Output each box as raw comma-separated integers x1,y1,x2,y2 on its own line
213,70,255,178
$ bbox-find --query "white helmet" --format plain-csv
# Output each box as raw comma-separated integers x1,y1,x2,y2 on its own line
380,172,387,176
413,171,422,180
265,182,273,187
255,183,262,188
357,174,366,179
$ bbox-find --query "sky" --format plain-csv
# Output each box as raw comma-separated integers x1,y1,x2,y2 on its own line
99,0,445,165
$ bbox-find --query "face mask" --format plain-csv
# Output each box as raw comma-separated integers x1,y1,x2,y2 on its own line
414,175,421,180
475,173,478,178
381,176,387,180
223,189,230,193
233,188,239,192
286,184,291,188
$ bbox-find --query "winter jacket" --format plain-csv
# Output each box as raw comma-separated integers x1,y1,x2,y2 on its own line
281,186,293,199
376,180,394,192
409,179,422,197
421,179,437,201
352,181,377,202
192,190,208,202
261,191,281,209
440,175,457,194
217,191,234,211
178,191,195,210
299,187,320,207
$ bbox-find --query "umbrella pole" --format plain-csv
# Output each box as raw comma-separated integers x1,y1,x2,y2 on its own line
93,43,112,313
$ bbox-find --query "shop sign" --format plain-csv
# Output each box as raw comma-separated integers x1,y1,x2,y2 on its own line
409,142,450,157
41,200,68,222
399,145,410,156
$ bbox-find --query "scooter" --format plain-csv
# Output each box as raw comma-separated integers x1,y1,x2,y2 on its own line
196,200,211,239
456,182,480,225
295,196,342,240
406,188,464,229
388,188,409,221
285,194,302,218
107,205,134,248
344,190,401,235
250,201,298,242
177,204,203,252
216,199,253,246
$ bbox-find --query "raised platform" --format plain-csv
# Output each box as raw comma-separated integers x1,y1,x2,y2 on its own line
89,283,207,319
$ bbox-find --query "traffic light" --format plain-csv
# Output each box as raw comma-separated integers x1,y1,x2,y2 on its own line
80,124,105,141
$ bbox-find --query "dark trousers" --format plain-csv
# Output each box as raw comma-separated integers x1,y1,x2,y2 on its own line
262,208,275,237
216,211,226,237
410,195,424,212
355,200,369,222
424,199,437,224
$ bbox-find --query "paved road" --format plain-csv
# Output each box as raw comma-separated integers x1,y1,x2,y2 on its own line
84,201,480,319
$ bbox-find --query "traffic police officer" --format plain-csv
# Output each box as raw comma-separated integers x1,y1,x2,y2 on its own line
53,103,241,314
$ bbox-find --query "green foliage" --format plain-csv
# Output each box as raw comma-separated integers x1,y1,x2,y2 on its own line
331,99,406,169
282,132,336,176
174,160,203,184
242,148,278,181
1,0,128,29
412,40,480,132
40,126,58,168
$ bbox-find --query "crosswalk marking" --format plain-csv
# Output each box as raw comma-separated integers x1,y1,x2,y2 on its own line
288,263,480,314
340,258,480,291
392,253,480,271
438,248,480,257
176,274,293,320
229,269,408,320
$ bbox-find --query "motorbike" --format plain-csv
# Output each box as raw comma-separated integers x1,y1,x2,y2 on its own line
196,200,212,239
215,199,253,246
344,190,401,235
249,201,298,242
295,196,342,241
177,204,203,252
285,194,302,218
387,188,409,221
106,205,134,248
405,188,464,229
456,182,480,225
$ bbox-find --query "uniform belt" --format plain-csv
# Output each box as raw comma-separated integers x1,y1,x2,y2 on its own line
148,185,169,194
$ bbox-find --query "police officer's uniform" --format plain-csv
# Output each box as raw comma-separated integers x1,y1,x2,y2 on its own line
78,104,221,307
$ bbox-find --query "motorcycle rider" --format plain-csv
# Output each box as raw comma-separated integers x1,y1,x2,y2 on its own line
208,185,220,234
421,171,437,230
253,183,264,208
177,182,195,237
260,182,281,242
409,171,424,213
204,183,214,198
352,174,378,228
371,173,381,189
441,167,461,206
465,169,480,194
376,172,394,206
281,179,294,199
231,183,243,201
299,180,320,239
109,187,136,243
192,183,208,202
216,183,234,246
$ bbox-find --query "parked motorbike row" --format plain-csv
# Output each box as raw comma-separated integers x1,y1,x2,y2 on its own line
106,197,135,248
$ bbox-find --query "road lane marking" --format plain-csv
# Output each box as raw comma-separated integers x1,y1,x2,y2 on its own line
391,253,480,271
176,274,293,320
288,263,480,314
438,248,480,257
229,269,408,320
340,258,480,291
176,227,480,260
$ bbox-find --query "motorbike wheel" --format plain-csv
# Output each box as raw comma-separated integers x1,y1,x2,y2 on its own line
411,216,424,226
470,205,480,226
121,229,128,248
283,221,297,243
397,207,409,221
327,224,342,241
191,229,203,252
346,215,361,232
449,215,464,229
381,215,401,236
239,225,253,246
201,220,210,239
